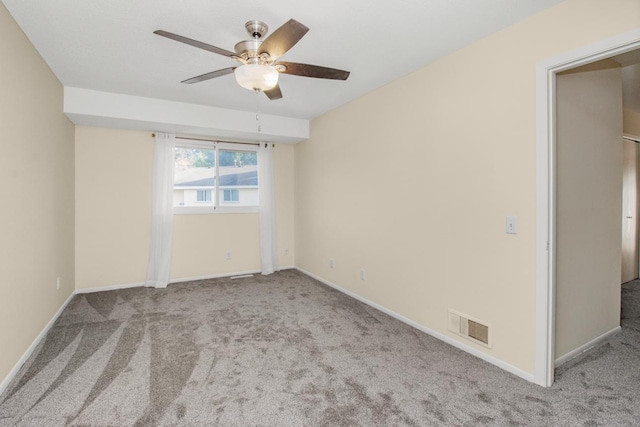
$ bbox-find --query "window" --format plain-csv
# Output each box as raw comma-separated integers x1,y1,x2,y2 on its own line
223,189,239,203
196,190,212,202
173,141,258,213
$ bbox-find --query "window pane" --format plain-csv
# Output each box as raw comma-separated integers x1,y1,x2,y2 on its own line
223,189,240,202
196,190,212,202
218,150,258,207
174,147,215,207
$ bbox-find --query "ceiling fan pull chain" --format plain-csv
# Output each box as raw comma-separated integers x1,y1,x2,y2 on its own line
255,92,262,133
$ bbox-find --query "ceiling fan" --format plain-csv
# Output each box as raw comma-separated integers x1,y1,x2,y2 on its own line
154,19,350,100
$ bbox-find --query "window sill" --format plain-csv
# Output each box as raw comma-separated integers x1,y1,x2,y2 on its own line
173,206,259,215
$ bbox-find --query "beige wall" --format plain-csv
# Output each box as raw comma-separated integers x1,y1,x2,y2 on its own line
75,127,153,288
555,67,623,360
75,127,295,289
295,0,640,374
625,108,640,136
0,3,75,385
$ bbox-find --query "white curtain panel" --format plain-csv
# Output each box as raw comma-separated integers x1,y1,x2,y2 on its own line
145,132,176,288
258,143,279,275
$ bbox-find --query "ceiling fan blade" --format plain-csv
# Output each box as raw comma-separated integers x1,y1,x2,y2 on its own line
181,67,236,84
258,19,309,60
154,30,236,57
277,62,350,80
264,84,283,100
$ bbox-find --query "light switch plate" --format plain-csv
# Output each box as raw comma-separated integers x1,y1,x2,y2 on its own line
506,216,518,234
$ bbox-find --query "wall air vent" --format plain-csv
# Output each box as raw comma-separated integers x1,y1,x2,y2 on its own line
447,309,492,348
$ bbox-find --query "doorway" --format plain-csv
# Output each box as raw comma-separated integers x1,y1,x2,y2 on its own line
535,28,640,387
621,136,639,284
554,61,624,365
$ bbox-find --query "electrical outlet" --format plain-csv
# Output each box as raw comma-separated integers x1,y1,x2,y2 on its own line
56,277,60,290
226,251,232,260
360,269,365,281
284,247,289,255
330,259,334,269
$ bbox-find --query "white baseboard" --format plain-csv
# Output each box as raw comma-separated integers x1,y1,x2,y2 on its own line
0,291,76,397
172,267,295,283
169,270,262,284
75,281,146,294
296,267,536,384
555,326,621,366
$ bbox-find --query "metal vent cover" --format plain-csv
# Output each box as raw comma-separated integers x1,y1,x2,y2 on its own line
448,309,492,348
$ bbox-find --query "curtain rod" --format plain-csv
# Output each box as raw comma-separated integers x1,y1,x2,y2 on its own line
151,133,273,147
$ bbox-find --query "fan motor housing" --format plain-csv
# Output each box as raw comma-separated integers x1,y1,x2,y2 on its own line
234,39,270,64
234,39,261,55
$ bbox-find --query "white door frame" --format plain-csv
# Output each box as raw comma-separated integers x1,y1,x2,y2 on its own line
535,28,640,387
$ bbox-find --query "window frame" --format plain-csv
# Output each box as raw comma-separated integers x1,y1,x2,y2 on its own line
173,140,259,215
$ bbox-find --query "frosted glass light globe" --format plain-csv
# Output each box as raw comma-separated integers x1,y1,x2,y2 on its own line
234,64,279,91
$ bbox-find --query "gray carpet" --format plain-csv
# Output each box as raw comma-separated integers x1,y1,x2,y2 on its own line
1,270,640,426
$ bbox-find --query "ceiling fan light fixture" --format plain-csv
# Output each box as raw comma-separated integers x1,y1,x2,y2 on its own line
234,64,279,92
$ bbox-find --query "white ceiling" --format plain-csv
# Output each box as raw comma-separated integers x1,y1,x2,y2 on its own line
2,0,565,121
